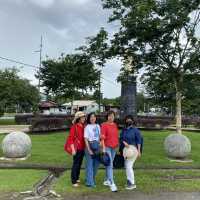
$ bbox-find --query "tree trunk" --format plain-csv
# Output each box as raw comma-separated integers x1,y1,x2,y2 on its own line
175,80,182,134
71,95,74,115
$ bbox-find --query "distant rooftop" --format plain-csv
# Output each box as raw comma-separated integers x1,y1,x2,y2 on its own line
63,100,97,107
39,101,58,108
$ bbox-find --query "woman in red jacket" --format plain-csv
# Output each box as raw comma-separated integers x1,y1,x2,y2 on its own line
101,111,119,192
68,111,86,187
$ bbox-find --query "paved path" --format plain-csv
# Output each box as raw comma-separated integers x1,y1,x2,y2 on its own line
3,192,200,200
64,192,200,200
0,125,29,134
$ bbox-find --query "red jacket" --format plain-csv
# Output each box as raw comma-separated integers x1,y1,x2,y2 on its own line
68,123,85,151
101,122,119,149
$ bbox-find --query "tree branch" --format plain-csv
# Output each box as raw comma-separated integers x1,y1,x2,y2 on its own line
179,10,200,69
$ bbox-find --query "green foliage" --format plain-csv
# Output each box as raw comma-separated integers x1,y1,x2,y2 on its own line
102,97,121,106
143,71,200,115
39,54,99,100
98,93,149,112
97,0,200,131
101,0,200,82
77,27,109,67
0,68,40,114
0,106,4,117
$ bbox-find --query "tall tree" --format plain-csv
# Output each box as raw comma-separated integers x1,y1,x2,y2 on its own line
77,28,109,110
39,54,99,104
100,0,200,134
143,72,200,115
0,68,40,115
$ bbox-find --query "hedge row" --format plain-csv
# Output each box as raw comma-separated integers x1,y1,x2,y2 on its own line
29,117,70,133
15,114,200,133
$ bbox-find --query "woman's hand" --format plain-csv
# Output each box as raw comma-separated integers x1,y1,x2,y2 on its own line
137,150,141,158
123,141,129,148
72,149,76,156
88,149,94,155
71,144,76,156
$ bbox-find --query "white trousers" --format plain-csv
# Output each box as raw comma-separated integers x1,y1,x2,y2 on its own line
124,145,138,185
125,159,135,185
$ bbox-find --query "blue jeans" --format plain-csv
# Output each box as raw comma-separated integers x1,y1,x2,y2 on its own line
105,147,116,184
85,150,100,186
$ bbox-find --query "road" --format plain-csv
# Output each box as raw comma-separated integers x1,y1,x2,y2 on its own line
3,192,200,200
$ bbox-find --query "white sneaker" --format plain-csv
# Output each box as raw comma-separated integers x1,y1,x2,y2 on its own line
110,183,118,192
126,184,137,190
103,180,111,186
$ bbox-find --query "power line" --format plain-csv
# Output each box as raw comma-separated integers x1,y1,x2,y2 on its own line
0,54,120,89
0,56,39,69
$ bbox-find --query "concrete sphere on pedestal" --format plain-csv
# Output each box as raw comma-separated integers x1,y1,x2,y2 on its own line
1,131,32,158
164,133,191,159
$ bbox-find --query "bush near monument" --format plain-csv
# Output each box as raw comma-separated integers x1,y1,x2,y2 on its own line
14,113,200,133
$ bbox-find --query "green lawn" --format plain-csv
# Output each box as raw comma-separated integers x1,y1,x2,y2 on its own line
0,130,200,194
0,118,16,125
1,130,198,167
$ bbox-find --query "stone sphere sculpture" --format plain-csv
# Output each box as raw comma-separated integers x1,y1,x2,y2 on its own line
2,131,32,158
164,133,191,159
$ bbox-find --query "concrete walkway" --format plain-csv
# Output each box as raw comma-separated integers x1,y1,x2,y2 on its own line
0,125,29,134
65,192,200,200
4,192,200,200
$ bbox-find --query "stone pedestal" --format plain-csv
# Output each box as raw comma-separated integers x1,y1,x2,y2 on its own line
120,75,137,119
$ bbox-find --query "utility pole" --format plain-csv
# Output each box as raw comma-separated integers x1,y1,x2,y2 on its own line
39,36,43,93
35,36,43,93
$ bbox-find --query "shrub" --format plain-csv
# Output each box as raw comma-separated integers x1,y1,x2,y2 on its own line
30,117,71,133
136,117,171,128
194,120,200,129
0,104,4,117
97,114,173,129
15,114,34,125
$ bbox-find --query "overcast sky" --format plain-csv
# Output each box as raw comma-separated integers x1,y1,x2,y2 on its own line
0,0,124,98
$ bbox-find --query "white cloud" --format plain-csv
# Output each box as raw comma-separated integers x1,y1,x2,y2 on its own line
48,25,69,38
0,0,122,97
28,0,55,8
61,0,92,7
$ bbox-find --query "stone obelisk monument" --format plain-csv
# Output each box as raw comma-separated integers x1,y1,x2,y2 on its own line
120,57,137,119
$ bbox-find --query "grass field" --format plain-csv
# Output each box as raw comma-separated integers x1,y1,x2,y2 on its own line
0,118,16,125
0,130,200,194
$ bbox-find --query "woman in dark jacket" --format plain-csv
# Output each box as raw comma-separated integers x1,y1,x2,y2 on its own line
119,115,142,190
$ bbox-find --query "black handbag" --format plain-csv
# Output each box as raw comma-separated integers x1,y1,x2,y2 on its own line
89,125,101,155
113,154,125,169
98,152,111,166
